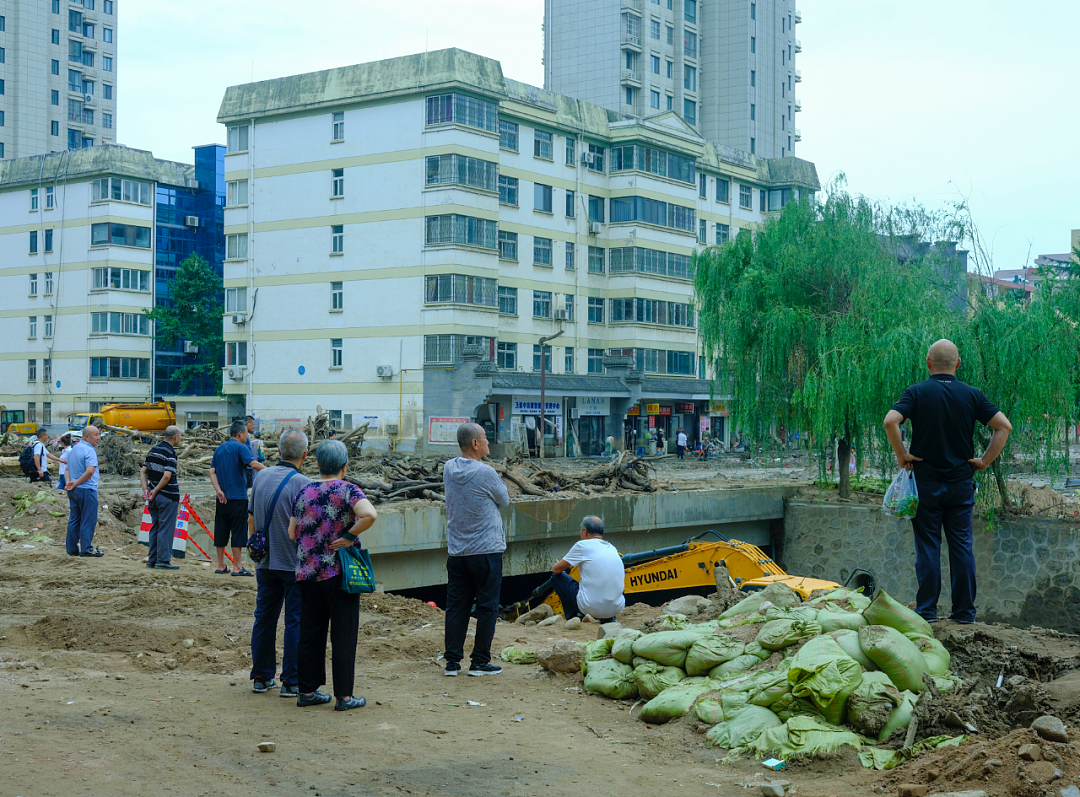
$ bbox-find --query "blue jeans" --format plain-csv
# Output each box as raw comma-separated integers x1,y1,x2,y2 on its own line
551,571,581,618
250,568,301,687
66,488,98,555
911,478,977,623
444,553,502,667
57,473,66,490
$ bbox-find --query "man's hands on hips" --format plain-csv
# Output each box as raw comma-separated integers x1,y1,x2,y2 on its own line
896,451,922,471
968,457,989,472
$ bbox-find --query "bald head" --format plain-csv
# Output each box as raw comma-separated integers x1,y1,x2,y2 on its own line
82,426,101,446
927,339,960,374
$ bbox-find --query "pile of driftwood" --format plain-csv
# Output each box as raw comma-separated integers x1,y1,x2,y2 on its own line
347,454,448,504
492,451,656,496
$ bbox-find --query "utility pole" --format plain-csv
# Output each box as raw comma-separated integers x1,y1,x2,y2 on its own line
537,328,564,460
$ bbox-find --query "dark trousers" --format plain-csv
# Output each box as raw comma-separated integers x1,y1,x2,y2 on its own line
551,571,581,618
250,568,301,687
676,445,686,459
147,493,180,565
444,553,502,667
30,470,52,486
296,574,360,697
911,478,977,623
66,488,97,555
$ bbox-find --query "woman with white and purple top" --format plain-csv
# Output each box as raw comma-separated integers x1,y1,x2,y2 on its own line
287,439,377,711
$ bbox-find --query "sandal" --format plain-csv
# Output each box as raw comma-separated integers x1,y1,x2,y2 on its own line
231,567,254,577
214,568,229,574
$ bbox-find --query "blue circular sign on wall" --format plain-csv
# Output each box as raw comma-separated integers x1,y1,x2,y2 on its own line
298,366,305,376
56,381,61,388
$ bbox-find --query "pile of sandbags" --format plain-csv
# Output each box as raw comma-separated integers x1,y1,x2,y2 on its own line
579,584,965,765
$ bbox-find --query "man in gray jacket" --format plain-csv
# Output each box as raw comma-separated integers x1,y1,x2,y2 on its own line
442,422,510,677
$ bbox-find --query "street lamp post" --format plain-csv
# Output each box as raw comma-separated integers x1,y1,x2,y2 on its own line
537,328,564,461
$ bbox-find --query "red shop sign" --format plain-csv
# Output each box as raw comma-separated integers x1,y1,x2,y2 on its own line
674,403,695,414
658,406,672,416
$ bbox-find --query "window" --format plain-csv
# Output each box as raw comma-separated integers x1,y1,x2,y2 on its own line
332,111,344,141
534,183,552,213
751,37,756,54
685,0,696,23
331,225,344,254
530,345,551,373
44,229,53,253
82,21,94,37
103,83,112,100
92,267,150,292
624,11,640,40
533,236,552,266
650,19,660,39
28,359,37,381
609,195,696,232
565,241,575,271
565,189,575,218
751,70,756,87
685,30,697,58
610,298,694,328
625,87,634,106
227,125,249,153
498,174,518,205
650,90,660,109
226,179,248,206
609,247,694,279
68,69,81,92
498,286,517,315
586,143,605,172
53,0,60,13
31,189,39,211
782,82,785,98
739,184,752,209
699,173,707,198
102,56,113,72
699,219,706,243
49,57,59,76
0,80,4,96
90,357,150,380
102,113,112,129
716,223,730,244
532,291,552,319
68,39,82,62
224,287,247,313
91,177,153,204
0,16,4,31
104,0,113,14
684,100,697,125
564,294,575,321
226,233,249,260
104,27,113,43
499,119,518,151
50,118,59,134
52,90,60,106
760,189,767,212
44,403,52,426
496,342,516,370
44,315,54,338
588,246,605,274
30,231,39,254
425,274,498,307
69,10,81,32
588,349,605,374
750,138,756,155
564,347,575,373
533,130,553,160
331,168,344,197
46,186,55,208
220,342,249,369
666,25,673,45
683,64,697,92
425,94,498,132
425,154,498,192
29,316,38,338
90,312,150,335
330,339,342,368
587,297,604,323
588,195,605,222
781,50,785,66
41,272,54,296
651,54,660,74
751,2,756,19
565,137,575,165
667,95,673,111
666,59,673,78
498,230,518,260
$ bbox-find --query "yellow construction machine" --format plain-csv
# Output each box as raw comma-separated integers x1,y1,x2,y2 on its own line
0,407,39,435
500,530,875,621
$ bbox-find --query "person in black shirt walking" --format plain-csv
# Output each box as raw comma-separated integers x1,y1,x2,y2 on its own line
883,339,1012,624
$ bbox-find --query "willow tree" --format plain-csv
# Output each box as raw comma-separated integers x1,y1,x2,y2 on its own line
694,187,961,497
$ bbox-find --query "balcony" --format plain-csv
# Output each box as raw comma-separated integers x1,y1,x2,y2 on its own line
795,9,803,23
794,68,802,83
794,39,802,53
621,33,642,50
621,69,641,86
620,0,642,10
794,98,802,112
68,110,94,124
794,128,802,142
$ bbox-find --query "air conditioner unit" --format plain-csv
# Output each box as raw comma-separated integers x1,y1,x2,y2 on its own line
588,222,601,235
227,367,247,380
554,309,569,321
184,215,199,227
182,341,199,354
84,93,94,104
582,151,595,165
376,365,394,378
231,314,245,325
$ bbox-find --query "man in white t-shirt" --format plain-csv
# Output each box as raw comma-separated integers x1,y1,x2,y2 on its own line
676,429,688,459
551,516,625,622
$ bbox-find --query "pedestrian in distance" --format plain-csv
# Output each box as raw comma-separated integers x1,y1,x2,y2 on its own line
28,428,52,486
551,516,625,622
244,415,260,488
140,425,183,570
51,434,73,490
65,425,103,557
655,427,666,456
248,429,312,698
287,439,377,711
442,422,510,677
209,419,266,576
883,339,1012,625
676,428,688,460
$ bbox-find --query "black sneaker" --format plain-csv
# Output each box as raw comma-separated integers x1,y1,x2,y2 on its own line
444,662,461,677
80,547,104,557
297,690,332,707
146,562,157,568
279,684,299,698
334,696,366,711
468,663,502,677
154,563,179,570
252,678,276,694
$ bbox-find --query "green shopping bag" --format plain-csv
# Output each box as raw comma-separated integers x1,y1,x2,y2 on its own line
338,545,376,593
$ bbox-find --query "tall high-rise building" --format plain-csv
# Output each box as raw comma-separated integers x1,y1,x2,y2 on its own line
544,0,800,159
0,0,119,160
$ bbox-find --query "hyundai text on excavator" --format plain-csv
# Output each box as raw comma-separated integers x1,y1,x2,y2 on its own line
500,530,875,621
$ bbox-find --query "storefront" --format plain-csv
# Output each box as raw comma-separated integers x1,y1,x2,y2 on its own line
574,396,609,457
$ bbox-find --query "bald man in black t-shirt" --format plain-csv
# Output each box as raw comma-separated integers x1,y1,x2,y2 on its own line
883,339,1012,625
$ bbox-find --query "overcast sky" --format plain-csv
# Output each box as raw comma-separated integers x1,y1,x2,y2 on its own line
121,0,1079,272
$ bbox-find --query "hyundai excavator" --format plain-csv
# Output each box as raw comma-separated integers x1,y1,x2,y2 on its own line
500,530,875,621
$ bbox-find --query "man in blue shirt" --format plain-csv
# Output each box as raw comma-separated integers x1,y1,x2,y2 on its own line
64,425,103,557
210,419,265,576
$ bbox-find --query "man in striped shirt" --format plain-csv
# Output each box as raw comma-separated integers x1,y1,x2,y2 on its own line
140,426,183,570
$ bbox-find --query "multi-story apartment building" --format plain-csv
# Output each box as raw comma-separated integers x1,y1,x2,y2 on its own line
216,48,817,454
544,0,800,159
0,144,226,430
0,0,119,160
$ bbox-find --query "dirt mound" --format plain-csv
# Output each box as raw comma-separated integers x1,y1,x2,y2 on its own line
615,602,664,629
1013,482,1080,520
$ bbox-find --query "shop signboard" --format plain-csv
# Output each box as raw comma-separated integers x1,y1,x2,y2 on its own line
627,406,640,416
700,417,711,436
710,401,730,417
511,396,563,415
645,403,660,415
658,406,672,416
675,403,695,414
577,397,609,416
429,416,470,444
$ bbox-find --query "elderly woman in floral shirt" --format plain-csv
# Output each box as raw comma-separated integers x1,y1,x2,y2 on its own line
287,439,377,711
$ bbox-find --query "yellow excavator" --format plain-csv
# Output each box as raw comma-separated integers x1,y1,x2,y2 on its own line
500,530,875,621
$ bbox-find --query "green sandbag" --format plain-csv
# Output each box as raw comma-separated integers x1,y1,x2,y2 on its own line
694,691,750,725
764,606,819,623
817,608,867,633
786,636,864,725
660,613,690,630
719,582,802,619
877,691,916,742
846,671,902,736
583,658,638,700
639,681,714,724
905,633,951,677
583,638,614,662
806,587,872,614
709,654,761,677
933,674,961,694
748,671,793,708
687,621,722,634
633,660,686,699
684,635,745,675
828,630,876,671
863,590,933,638
705,705,782,749
632,656,650,668
858,625,928,693
631,631,702,668
611,629,643,664
859,734,966,770
500,645,538,664
747,715,864,758
743,641,772,660
756,619,822,651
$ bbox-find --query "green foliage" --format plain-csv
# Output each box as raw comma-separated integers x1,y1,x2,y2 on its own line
145,253,224,395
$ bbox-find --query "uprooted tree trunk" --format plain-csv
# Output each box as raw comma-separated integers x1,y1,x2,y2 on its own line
837,435,852,499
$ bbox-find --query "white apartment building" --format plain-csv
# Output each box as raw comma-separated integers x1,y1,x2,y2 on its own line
0,0,119,160
544,0,800,159
216,48,817,454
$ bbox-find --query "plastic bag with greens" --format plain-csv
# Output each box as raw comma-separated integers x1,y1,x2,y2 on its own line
882,469,919,518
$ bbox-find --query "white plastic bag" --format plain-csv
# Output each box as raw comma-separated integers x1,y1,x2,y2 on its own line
882,470,919,518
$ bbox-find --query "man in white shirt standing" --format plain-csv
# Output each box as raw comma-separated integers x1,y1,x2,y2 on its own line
551,516,625,623
675,428,689,460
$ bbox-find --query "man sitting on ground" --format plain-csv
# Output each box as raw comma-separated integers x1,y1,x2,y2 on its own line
551,516,625,622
